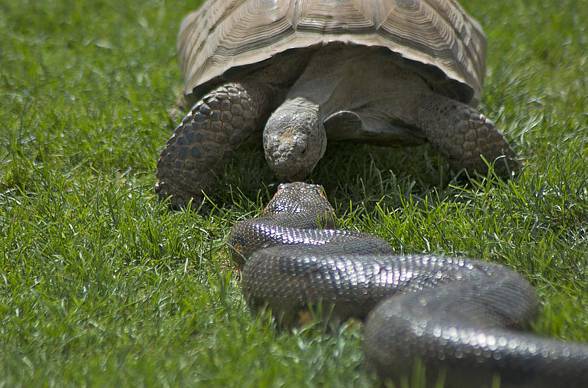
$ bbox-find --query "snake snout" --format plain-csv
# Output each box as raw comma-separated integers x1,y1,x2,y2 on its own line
273,183,324,203
277,182,324,194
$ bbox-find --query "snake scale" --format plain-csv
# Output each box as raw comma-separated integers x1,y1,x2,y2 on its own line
229,182,588,387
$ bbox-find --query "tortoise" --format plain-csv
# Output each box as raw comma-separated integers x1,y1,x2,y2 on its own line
156,0,518,207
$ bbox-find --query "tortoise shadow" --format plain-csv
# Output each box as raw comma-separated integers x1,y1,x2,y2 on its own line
213,141,456,213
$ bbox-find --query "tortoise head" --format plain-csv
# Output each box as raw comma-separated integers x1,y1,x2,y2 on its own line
263,97,326,181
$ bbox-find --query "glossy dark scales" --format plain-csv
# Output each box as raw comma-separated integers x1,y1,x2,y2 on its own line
230,182,588,388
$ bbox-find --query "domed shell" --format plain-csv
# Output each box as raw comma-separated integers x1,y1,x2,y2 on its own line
178,0,487,104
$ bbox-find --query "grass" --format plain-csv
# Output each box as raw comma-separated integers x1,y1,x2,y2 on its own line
0,0,587,386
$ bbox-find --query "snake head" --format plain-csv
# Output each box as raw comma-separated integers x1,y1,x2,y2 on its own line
262,183,335,228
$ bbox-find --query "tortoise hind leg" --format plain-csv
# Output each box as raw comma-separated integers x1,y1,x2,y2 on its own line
416,93,519,178
156,82,273,208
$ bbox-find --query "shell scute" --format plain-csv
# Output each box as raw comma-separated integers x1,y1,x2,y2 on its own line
180,0,486,103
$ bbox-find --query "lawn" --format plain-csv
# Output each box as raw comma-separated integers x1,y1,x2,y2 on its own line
1,0,586,386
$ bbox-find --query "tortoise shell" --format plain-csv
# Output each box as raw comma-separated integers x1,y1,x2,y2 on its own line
178,0,486,104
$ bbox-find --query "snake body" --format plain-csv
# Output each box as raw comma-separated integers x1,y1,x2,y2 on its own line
229,183,588,387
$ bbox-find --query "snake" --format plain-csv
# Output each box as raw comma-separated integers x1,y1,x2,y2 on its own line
229,182,588,388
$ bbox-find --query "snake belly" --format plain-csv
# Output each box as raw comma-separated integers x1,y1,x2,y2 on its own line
229,183,588,388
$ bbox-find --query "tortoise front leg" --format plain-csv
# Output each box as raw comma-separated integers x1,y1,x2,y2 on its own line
416,94,519,178
156,82,272,208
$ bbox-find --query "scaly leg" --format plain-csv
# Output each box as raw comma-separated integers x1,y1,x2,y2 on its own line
417,94,519,178
156,82,273,208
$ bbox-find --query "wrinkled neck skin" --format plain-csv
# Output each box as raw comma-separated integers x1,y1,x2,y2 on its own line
263,97,326,181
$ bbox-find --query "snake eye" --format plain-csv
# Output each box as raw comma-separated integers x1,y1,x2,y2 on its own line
318,187,327,198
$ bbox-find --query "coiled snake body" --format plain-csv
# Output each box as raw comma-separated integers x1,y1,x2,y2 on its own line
230,183,588,387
